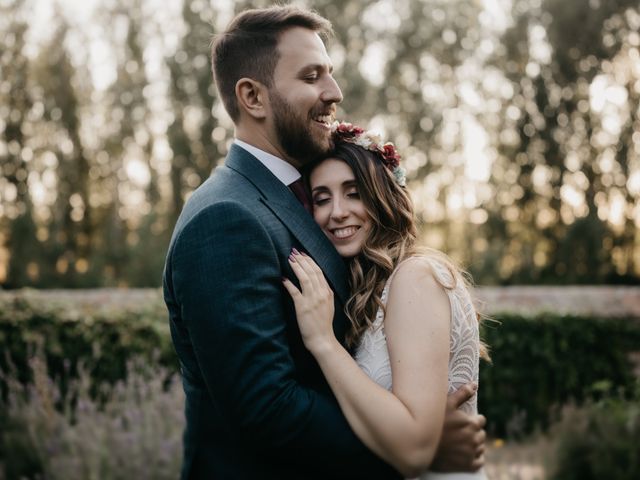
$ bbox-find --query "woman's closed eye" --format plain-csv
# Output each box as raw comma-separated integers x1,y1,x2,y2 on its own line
313,195,331,206
346,188,360,199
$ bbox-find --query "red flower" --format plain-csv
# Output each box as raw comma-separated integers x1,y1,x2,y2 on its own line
381,143,401,168
335,122,364,138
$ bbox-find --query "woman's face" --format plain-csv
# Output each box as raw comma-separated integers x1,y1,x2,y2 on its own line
309,158,372,258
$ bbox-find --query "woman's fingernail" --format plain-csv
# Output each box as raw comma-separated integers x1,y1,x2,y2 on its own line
292,247,300,255
289,254,295,262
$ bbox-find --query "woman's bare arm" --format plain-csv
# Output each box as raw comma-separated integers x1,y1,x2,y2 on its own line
283,253,450,477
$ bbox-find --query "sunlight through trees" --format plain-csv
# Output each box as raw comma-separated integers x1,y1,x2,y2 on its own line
1,0,639,287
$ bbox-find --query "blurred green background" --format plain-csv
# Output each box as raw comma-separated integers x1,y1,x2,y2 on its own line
2,0,639,289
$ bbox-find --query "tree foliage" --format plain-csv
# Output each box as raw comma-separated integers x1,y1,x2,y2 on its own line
0,0,639,287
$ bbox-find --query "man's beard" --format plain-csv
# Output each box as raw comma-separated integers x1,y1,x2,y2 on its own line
270,89,333,165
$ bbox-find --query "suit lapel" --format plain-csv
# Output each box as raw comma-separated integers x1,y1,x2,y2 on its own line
225,144,350,305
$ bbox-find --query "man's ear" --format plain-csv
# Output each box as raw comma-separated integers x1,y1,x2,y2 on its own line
235,78,268,120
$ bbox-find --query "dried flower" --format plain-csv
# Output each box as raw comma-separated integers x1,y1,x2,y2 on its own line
331,121,407,187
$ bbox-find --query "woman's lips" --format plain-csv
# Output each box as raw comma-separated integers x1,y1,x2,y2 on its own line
329,226,360,240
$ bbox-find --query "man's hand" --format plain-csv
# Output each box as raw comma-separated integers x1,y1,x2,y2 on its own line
430,383,486,472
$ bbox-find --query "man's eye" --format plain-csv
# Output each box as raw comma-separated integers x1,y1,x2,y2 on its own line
304,74,318,82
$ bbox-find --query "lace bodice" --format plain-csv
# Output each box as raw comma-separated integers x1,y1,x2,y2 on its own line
354,256,480,415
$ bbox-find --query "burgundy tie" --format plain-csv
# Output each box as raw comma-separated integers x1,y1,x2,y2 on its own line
289,178,312,214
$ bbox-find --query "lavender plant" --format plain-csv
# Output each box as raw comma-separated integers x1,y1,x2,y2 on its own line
1,352,184,479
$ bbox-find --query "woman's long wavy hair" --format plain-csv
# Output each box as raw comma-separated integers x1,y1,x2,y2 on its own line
313,141,490,360
313,142,417,347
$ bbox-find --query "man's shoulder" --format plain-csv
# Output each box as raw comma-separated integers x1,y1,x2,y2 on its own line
185,164,254,208
176,170,252,224
203,163,249,194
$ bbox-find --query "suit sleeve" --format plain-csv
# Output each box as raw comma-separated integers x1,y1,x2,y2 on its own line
168,201,400,479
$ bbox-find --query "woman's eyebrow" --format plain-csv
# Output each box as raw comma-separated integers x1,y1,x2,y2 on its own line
311,185,330,194
311,179,357,194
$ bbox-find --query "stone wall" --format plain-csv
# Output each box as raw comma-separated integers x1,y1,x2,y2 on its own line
2,286,639,319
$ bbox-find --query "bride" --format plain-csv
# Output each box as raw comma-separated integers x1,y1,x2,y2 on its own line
283,122,489,479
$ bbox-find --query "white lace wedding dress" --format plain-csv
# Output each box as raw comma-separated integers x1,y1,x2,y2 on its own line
354,257,486,480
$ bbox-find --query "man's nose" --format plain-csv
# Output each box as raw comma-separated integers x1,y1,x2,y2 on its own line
322,75,343,104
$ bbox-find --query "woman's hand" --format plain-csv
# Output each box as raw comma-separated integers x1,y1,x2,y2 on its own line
282,249,337,355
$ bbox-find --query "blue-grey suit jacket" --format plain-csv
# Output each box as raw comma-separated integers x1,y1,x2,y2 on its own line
163,144,401,479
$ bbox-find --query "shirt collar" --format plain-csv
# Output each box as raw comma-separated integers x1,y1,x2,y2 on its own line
233,139,301,186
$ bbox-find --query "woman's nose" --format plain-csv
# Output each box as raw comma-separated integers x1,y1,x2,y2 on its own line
330,199,348,220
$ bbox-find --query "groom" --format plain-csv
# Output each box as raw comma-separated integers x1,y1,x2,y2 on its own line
163,5,486,480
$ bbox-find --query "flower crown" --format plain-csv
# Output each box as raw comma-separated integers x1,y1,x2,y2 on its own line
331,121,406,187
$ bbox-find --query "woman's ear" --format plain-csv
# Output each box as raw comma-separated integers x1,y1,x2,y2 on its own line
235,78,268,120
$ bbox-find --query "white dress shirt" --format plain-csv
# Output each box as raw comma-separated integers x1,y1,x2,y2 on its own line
233,139,300,186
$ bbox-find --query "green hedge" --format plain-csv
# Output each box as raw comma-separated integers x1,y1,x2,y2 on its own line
479,313,640,436
1,292,639,436
0,292,176,401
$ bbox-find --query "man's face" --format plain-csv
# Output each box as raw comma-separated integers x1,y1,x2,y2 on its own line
269,27,343,166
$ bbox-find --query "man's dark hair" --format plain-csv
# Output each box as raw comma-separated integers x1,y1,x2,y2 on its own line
211,5,333,122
